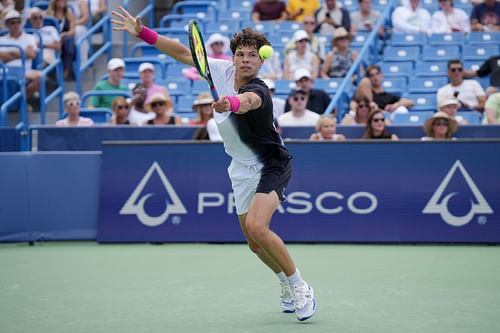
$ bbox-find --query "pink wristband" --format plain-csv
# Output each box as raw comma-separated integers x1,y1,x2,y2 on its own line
226,96,240,113
137,26,158,45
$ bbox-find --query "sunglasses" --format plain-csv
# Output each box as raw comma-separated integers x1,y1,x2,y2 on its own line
151,101,165,108
368,71,380,77
66,100,80,107
117,105,129,110
358,104,369,108
293,96,306,101
7,20,22,25
372,117,385,123
211,41,224,46
303,21,315,25
450,67,463,72
297,39,309,43
433,119,449,126
31,16,43,20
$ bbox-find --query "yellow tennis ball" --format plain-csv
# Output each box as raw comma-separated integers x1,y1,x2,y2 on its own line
259,45,274,59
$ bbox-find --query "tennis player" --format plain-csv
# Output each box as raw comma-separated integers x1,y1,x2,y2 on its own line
112,7,316,321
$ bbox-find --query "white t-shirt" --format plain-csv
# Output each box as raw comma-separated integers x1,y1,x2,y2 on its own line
128,108,155,126
277,109,320,127
437,80,485,110
431,9,471,34
55,116,94,126
0,32,38,70
391,5,432,34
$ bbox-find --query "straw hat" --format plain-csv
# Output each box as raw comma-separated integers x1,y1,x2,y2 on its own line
192,92,214,107
423,111,458,136
146,93,172,111
332,27,352,44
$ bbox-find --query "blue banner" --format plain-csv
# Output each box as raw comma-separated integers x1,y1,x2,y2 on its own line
97,141,500,243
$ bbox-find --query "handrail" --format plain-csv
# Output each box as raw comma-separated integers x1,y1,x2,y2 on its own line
80,90,132,110
122,0,154,58
0,44,27,127
39,58,64,124
325,0,398,119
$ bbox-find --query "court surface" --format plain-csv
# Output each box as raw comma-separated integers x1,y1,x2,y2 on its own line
1,242,499,333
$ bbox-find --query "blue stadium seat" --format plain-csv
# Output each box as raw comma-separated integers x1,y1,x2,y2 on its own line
383,46,420,63
382,77,407,95
77,108,113,124
274,79,296,95
407,77,448,94
462,46,499,61
314,78,346,94
415,61,448,77
379,61,413,77
273,21,302,34
159,14,200,28
249,21,275,33
468,32,500,45
267,33,292,50
454,0,472,14
122,58,166,79
176,95,196,113
351,32,371,48
205,21,240,35
463,60,482,72
391,111,434,125
155,27,190,46
428,33,465,46
405,93,437,111
166,78,191,96
166,62,190,78
390,33,427,49
456,111,483,124
219,8,252,22
191,80,211,95
81,91,132,108
171,1,218,21
421,45,461,62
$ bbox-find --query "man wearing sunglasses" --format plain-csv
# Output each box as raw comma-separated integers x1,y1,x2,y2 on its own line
284,68,331,115
278,88,320,126
28,7,61,66
437,59,486,112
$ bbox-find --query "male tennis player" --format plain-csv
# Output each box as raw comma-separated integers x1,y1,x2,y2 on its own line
112,7,316,321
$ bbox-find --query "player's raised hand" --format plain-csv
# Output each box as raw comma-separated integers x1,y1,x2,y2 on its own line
111,6,143,36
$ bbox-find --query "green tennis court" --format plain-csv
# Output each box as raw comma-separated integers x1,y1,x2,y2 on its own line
1,242,499,333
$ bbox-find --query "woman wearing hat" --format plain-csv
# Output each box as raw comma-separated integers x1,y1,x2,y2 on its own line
320,27,359,79
145,93,181,125
189,92,214,125
421,111,458,140
283,29,320,80
184,33,231,80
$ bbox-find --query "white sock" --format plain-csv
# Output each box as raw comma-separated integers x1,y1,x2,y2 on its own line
276,271,288,284
287,269,304,286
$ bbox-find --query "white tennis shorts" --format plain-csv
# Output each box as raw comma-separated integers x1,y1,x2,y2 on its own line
227,159,263,215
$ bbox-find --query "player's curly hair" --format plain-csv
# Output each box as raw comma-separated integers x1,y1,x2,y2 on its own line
230,28,270,54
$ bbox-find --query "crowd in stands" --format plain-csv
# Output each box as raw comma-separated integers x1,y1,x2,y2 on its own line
1,0,500,139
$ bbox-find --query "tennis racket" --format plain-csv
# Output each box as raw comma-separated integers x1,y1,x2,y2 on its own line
188,20,219,101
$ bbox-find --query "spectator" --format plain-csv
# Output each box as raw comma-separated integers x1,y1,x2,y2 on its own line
145,93,181,125
431,0,470,34
314,0,351,35
56,91,94,126
320,27,358,79
284,15,326,62
391,0,432,34
471,0,500,32
111,96,130,125
285,68,331,114
421,111,458,140
258,48,283,80
350,0,384,37
484,92,500,124
283,30,320,80
252,0,287,22
464,55,500,95
341,95,374,125
437,59,486,112
184,33,231,80
362,109,398,140
28,7,61,66
88,58,128,109
0,10,41,102
278,88,321,126
309,116,346,141
128,83,155,125
138,62,170,101
67,0,89,63
189,92,214,125
263,79,286,119
46,0,77,79
0,0,14,28
89,0,106,24
356,64,415,116
438,96,468,124
286,0,321,22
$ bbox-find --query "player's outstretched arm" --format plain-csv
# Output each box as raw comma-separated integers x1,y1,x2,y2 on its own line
213,92,261,114
111,6,194,67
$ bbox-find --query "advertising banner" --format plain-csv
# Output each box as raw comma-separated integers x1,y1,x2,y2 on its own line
97,141,500,243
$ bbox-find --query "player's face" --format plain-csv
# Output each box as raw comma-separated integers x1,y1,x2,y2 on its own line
233,46,264,79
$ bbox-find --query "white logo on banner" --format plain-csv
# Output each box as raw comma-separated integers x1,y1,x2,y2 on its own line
120,162,187,226
422,160,492,227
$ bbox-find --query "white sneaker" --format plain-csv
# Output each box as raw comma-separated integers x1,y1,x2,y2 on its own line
293,282,316,321
280,282,295,313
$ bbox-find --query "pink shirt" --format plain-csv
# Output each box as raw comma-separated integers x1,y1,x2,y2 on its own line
55,117,95,127
146,84,170,102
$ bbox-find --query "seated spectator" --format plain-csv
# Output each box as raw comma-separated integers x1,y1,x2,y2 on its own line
0,10,41,103
56,91,94,126
431,0,470,34
88,58,128,109
278,88,321,126
464,55,500,96
309,116,346,141
28,7,61,66
189,92,214,125
0,0,14,28
362,109,398,140
285,68,331,114
252,0,287,22
263,79,286,119
46,0,77,79
68,0,89,63
145,93,181,125
484,92,500,124
350,0,384,37
258,48,283,80
437,59,486,112
438,97,468,124
356,65,415,116
90,0,106,24
421,111,458,140
314,0,351,35
391,0,431,35
111,96,130,125
128,83,155,125
342,95,374,125
286,0,321,21
283,30,320,80
284,15,326,62
320,27,358,79
471,0,500,32
138,62,170,101
184,33,231,80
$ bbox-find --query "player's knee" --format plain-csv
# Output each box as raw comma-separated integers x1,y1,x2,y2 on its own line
247,242,261,254
245,220,268,242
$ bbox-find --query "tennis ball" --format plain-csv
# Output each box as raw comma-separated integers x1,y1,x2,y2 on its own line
259,45,274,60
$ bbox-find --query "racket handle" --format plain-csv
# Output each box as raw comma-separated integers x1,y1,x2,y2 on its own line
210,86,219,101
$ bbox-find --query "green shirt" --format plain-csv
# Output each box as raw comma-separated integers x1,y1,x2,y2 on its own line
89,80,128,109
484,92,500,124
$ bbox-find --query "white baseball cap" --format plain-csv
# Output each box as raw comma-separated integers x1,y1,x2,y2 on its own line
138,62,154,73
293,30,309,42
262,79,275,90
438,97,460,108
4,10,21,23
108,58,125,71
294,68,312,81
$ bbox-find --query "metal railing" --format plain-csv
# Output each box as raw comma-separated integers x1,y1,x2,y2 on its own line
122,0,155,58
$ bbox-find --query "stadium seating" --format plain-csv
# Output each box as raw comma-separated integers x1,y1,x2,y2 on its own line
456,111,483,125
405,93,437,111
392,111,433,125
407,77,448,94
415,61,448,77
421,45,461,62
383,46,420,63
379,61,413,77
